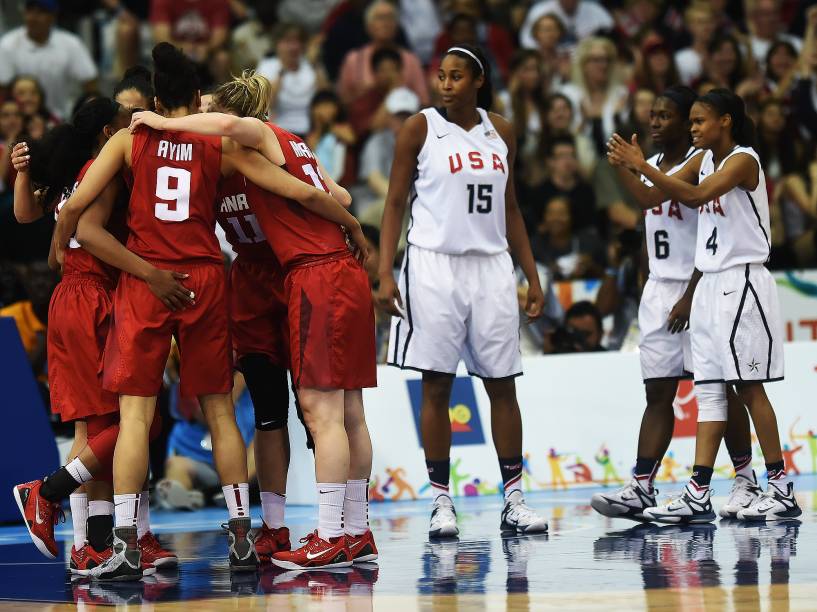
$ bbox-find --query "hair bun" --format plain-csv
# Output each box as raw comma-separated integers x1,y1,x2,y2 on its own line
122,65,152,83
152,42,188,74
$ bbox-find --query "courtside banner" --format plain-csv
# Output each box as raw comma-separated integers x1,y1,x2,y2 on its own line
282,343,817,504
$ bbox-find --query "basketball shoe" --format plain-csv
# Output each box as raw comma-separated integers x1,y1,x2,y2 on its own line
345,530,378,562
224,518,259,572
737,482,802,522
272,530,352,570
642,483,716,524
500,491,548,534
429,494,458,539
254,523,290,563
88,527,143,581
71,544,113,575
591,479,656,522
12,479,63,558
138,532,178,568
719,472,762,518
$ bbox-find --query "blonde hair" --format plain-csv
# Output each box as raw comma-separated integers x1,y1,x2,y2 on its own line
571,37,623,96
213,70,271,120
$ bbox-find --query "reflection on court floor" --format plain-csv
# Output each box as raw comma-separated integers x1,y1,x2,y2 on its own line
0,475,815,610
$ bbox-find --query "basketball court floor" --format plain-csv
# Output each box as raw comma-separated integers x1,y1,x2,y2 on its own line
0,475,814,610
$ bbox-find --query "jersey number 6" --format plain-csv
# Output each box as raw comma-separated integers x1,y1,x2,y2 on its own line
654,230,669,260
467,183,492,214
154,166,191,222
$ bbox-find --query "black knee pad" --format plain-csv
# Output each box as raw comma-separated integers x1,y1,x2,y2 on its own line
239,354,290,431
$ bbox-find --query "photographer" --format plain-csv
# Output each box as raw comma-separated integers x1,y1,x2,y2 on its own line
548,301,606,354
595,228,644,351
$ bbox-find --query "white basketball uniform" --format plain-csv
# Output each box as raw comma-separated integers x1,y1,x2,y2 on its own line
690,146,784,384
387,107,521,378
638,148,701,382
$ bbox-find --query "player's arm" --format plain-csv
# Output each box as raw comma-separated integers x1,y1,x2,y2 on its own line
54,130,129,253
375,112,426,317
317,157,352,208
611,151,703,210
130,111,267,148
73,181,194,311
11,142,46,223
667,268,702,334
492,112,544,320
609,134,757,208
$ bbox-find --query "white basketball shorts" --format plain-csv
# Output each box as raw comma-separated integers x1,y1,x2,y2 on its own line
387,245,522,379
639,278,693,382
690,263,784,385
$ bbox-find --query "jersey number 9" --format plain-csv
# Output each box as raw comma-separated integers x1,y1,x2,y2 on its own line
154,166,191,222
467,183,492,214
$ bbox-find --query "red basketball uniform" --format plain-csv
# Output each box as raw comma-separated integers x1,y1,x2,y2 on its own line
217,171,289,366
103,128,232,398
48,160,121,421
251,123,376,390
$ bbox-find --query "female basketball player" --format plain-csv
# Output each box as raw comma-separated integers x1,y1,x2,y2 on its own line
11,99,183,573
128,71,380,570
55,44,367,579
608,88,801,523
592,86,758,522
376,45,548,537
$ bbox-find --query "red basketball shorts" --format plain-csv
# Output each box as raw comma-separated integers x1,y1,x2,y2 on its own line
229,257,289,367
48,274,119,421
103,262,233,398
286,254,377,390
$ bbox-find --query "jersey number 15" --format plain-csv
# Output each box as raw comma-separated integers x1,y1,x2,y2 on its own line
467,184,492,214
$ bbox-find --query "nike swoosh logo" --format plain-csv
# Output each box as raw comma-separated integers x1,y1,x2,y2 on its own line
723,291,736,296
305,550,327,560
35,501,45,525
319,490,331,494
260,421,274,427
436,134,448,139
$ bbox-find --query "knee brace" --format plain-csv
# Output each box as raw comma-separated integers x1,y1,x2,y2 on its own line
239,354,290,431
696,383,728,422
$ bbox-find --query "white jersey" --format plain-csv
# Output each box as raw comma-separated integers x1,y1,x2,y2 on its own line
641,148,701,281
695,147,770,272
408,107,509,255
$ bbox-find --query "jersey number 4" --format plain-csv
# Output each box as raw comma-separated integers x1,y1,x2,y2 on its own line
467,184,492,214
706,227,718,255
154,167,191,222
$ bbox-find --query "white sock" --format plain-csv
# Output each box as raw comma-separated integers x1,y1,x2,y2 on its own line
223,483,250,519
69,493,88,546
317,483,346,540
88,500,114,516
114,493,139,528
137,490,151,538
261,491,286,529
66,458,93,485
344,479,369,536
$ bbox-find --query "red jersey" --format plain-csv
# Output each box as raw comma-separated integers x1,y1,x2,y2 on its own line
216,170,276,261
55,159,126,283
250,123,348,268
127,128,223,265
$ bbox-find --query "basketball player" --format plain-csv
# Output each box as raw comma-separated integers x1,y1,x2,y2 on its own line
376,45,548,538
54,44,366,580
592,87,758,521
128,72,379,570
608,89,802,523
11,100,182,574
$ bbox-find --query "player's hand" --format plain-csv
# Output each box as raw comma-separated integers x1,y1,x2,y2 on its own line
129,111,166,133
11,142,30,172
607,133,646,173
375,273,404,318
667,293,692,334
346,224,370,265
146,268,195,311
524,283,545,322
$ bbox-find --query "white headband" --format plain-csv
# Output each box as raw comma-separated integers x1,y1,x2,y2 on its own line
447,47,483,73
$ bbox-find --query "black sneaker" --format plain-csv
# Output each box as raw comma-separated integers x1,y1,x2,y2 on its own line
223,518,259,572
88,527,143,581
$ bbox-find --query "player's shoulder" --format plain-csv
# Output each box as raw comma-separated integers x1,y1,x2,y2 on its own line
398,112,428,146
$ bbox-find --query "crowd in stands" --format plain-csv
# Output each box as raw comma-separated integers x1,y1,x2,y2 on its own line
2,2,817,471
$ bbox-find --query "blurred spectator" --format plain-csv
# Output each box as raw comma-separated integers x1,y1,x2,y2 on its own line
230,2,278,70
548,300,606,353
347,46,404,139
398,0,441,65
519,133,596,235
763,40,799,103
634,35,680,95
337,0,429,106
9,76,57,125
0,261,26,307
542,92,597,178
612,0,665,43
748,0,801,68
100,0,150,78
595,229,642,350
615,88,656,159
793,6,817,139
0,100,23,195
0,0,98,120
520,0,614,50
357,86,418,221
529,196,605,280
150,0,230,64
693,35,758,98
257,23,327,136
675,2,717,86
498,50,547,188
278,0,343,33
321,0,373,81
305,90,356,182
558,36,629,157
529,12,569,91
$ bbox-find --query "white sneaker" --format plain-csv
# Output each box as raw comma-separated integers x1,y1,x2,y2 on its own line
500,490,548,534
719,471,762,518
737,482,802,522
591,479,656,521
429,495,459,539
156,479,204,511
643,484,716,524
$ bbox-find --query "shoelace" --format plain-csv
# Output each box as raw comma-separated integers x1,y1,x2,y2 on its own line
299,531,319,546
509,500,540,523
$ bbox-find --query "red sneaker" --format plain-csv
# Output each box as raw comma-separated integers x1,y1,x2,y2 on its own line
345,530,378,563
138,531,178,568
12,480,63,559
271,530,352,570
70,544,113,575
255,523,291,563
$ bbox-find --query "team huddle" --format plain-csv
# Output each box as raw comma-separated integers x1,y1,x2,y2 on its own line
8,40,801,584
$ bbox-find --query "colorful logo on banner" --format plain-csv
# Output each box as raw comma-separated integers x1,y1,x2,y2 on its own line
672,380,698,438
407,377,486,446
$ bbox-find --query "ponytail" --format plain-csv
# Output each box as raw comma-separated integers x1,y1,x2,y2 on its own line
214,70,272,120
697,88,756,147
444,44,493,111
